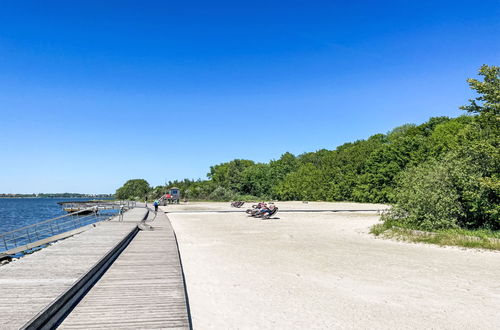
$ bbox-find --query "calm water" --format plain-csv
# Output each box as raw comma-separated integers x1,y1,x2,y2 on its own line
0,198,104,233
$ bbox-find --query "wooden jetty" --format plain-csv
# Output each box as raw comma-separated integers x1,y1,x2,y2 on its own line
0,207,190,329
58,201,136,214
58,211,190,329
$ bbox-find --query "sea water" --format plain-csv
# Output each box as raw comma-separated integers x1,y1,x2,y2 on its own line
0,198,111,233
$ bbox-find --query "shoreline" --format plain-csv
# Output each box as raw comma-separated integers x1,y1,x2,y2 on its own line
0,196,112,199
1,208,124,263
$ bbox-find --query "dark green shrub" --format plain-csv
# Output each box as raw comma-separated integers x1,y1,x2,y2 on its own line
208,186,237,201
385,141,499,230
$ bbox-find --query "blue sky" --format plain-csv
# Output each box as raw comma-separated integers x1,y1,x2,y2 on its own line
0,1,499,193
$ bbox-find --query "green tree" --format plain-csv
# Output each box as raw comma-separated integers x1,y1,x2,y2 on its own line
326,135,386,201
460,64,499,129
241,163,272,197
426,116,473,158
384,158,464,230
149,185,167,200
208,186,236,201
115,179,151,200
384,65,500,230
208,159,255,192
385,143,499,230
275,164,325,200
353,131,427,203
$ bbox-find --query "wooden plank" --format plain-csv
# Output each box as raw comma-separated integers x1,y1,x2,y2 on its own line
0,208,148,329
58,211,190,329
0,224,96,258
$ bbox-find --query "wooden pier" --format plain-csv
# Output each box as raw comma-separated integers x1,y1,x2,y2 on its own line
0,208,190,329
58,211,190,329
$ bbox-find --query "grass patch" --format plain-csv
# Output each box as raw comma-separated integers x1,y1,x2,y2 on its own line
371,223,500,251
370,222,390,236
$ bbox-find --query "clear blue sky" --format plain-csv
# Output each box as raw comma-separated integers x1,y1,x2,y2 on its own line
1,1,499,194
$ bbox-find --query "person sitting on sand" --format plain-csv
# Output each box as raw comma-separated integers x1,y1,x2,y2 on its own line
256,203,271,216
260,204,276,217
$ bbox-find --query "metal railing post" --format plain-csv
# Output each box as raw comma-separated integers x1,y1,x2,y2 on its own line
26,228,32,243
0,202,131,254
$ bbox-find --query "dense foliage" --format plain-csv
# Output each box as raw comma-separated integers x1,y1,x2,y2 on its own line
385,65,499,230
118,65,499,231
115,179,151,200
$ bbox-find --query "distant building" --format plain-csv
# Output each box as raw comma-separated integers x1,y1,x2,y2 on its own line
169,187,181,204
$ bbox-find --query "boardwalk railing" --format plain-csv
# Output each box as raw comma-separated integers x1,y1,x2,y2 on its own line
58,200,137,211
0,201,136,256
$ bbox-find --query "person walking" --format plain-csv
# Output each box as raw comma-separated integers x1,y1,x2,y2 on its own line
153,200,159,212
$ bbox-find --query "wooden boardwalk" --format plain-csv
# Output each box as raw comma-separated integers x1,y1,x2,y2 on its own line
0,207,190,329
58,211,190,329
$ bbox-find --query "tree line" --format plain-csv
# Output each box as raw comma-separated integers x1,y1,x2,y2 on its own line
116,65,499,231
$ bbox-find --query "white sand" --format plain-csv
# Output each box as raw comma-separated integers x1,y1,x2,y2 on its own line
163,201,389,212
165,202,500,330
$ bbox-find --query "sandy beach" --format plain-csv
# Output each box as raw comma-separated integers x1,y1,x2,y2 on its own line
164,202,500,329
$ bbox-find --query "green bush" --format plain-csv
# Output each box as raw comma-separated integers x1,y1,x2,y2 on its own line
383,159,463,230
115,179,151,200
385,141,499,230
232,194,263,202
208,186,237,201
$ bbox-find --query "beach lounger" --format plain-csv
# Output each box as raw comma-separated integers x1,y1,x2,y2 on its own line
260,207,278,219
231,201,245,208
